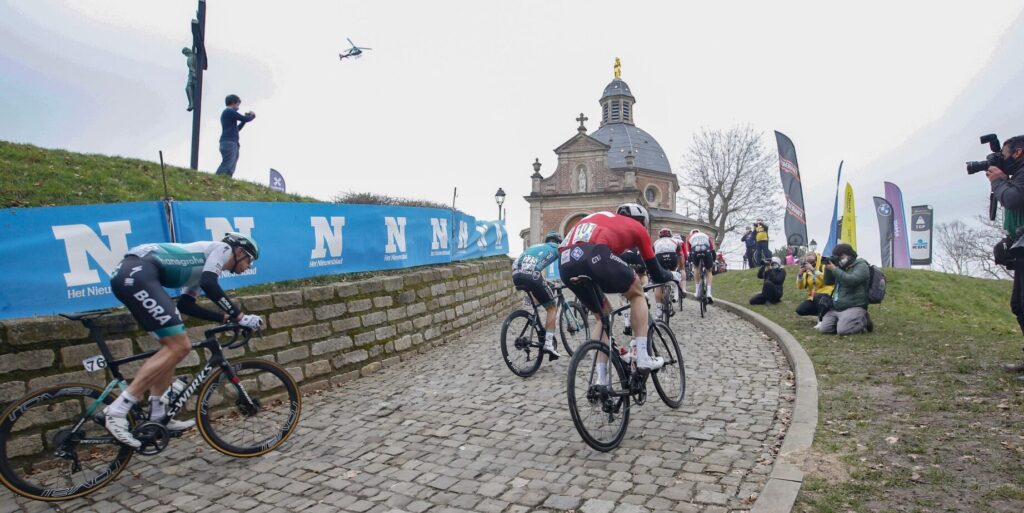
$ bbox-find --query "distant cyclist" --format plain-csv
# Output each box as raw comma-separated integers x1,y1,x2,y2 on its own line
104,233,265,448
559,204,680,385
686,228,717,303
653,227,686,320
512,231,564,360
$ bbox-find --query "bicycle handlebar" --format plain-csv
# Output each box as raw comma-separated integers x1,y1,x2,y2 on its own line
204,323,260,350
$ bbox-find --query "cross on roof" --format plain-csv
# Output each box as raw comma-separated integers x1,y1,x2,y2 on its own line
576,113,588,132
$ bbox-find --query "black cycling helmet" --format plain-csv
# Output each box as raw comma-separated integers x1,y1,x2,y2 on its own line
616,203,649,227
659,228,672,238
223,232,260,261
544,231,562,244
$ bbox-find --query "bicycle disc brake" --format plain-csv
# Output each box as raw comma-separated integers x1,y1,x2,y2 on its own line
133,421,170,455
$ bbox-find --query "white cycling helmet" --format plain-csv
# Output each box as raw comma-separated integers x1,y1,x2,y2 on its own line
616,203,649,227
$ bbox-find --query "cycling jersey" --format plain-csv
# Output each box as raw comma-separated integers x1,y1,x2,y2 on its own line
513,242,559,273
560,212,656,260
127,242,232,295
686,232,716,254
653,236,682,257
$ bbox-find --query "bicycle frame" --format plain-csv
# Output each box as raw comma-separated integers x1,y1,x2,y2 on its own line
71,318,251,429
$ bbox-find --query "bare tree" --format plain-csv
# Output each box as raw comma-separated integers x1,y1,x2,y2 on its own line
677,126,781,248
969,213,1013,280
935,220,975,275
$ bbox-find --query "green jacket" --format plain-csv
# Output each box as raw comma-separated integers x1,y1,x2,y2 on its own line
824,257,870,311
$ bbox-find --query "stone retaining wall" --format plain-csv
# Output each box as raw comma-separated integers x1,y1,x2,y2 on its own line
0,257,515,405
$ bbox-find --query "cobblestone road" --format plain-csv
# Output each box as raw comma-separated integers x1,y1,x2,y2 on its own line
3,303,793,513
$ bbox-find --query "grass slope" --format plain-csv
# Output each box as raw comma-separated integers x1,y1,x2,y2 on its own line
712,268,1024,512
1,141,317,207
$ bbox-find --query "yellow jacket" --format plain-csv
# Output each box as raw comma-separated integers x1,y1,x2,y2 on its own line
796,253,835,300
754,223,768,242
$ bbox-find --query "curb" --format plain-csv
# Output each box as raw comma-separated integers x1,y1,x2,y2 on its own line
711,298,818,513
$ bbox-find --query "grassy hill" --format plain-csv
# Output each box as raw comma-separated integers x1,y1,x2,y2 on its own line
1,141,318,207
712,268,1024,512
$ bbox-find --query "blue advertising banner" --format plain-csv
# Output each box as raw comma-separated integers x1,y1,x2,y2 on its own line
0,202,170,318
0,200,506,319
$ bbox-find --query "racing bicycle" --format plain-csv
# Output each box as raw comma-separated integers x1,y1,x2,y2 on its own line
500,283,589,377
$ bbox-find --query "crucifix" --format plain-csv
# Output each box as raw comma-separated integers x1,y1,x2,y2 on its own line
576,112,588,133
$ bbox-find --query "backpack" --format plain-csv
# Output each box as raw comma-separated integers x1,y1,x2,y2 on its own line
867,264,886,304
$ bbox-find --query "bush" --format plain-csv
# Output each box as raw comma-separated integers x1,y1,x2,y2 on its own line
332,191,450,210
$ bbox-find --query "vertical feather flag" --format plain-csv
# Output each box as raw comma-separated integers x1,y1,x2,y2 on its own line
841,182,857,251
823,161,843,256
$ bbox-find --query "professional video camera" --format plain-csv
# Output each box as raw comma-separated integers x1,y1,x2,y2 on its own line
966,134,1004,175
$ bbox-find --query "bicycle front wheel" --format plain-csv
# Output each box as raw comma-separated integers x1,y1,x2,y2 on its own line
649,320,686,408
0,384,134,501
197,359,301,458
558,301,589,356
500,310,544,377
566,341,630,451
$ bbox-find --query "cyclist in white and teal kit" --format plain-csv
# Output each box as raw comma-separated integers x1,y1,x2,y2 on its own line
512,232,563,359
104,232,264,448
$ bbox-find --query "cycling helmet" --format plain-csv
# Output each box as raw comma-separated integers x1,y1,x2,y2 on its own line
544,231,562,244
616,203,649,227
223,232,260,261
658,228,672,238
690,229,700,235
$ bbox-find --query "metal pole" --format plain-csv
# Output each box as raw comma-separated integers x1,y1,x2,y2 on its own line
159,151,176,242
189,0,207,170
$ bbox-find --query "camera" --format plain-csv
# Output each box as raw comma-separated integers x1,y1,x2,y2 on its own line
826,255,843,267
966,134,1004,175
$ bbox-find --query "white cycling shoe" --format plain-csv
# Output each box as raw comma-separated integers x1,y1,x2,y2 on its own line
166,418,196,431
636,354,665,372
543,340,561,361
103,413,141,448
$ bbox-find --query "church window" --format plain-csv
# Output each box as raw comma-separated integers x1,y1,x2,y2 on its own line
602,102,609,123
622,102,631,121
645,185,659,204
611,101,621,121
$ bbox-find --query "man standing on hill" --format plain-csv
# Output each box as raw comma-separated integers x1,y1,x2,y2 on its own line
216,94,256,177
986,135,1024,377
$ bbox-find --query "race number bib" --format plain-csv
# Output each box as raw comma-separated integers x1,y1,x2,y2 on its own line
569,223,597,244
82,355,107,372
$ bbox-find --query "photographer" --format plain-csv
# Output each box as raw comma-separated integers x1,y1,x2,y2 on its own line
986,136,1024,374
817,243,871,335
750,257,786,305
795,252,834,320
753,220,770,264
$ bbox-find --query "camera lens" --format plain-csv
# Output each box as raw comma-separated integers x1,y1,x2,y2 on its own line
966,160,989,174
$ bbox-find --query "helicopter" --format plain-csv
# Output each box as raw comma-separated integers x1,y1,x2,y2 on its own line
339,38,372,60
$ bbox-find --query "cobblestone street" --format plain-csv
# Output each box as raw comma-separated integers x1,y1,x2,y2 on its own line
3,303,793,513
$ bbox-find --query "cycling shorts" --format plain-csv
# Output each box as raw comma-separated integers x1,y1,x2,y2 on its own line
559,243,637,314
110,256,186,338
618,250,646,276
691,250,715,271
656,252,679,271
512,270,555,308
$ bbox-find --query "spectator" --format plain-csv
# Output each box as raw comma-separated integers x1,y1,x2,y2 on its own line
754,220,770,265
795,252,834,320
741,227,756,268
750,257,786,305
817,243,872,335
216,94,256,177
987,135,1024,377
785,247,796,265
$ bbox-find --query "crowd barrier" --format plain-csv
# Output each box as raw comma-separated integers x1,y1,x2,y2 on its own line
0,201,507,319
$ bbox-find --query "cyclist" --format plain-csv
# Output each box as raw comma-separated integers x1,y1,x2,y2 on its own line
686,228,717,303
559,204,680,385
652,227,686,320
104,232,265,448
512,231,564,359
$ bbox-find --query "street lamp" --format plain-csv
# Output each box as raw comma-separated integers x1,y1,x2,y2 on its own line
808,239,818,254
495,187,506,221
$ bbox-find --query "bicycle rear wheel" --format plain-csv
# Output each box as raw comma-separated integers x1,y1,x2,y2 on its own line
0,384,134,501
500,310,544,377
566,341,630,451
698,279,707,318
197,359,301,458
649,320,686,408
558,301,589,357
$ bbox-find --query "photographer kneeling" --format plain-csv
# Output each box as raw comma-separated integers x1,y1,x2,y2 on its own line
796,252,834,319
750,257,786,305
818,244,872,335
986,136,1024,375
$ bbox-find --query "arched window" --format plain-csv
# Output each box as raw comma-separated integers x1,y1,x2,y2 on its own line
645,185,660,205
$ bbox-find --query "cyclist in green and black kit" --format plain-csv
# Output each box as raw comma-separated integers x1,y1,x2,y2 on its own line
512,231,563,359
104,232,264,448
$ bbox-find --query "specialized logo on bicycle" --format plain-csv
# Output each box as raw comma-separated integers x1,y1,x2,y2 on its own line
571,247,584,261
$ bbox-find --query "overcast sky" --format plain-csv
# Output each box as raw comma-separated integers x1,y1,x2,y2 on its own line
2,1,1023,264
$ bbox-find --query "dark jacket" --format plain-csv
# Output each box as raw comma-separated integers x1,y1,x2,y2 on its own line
758,265,786,302
992,169,1024,236
824,257,870,310
742,230,756,249
219,108,256,143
